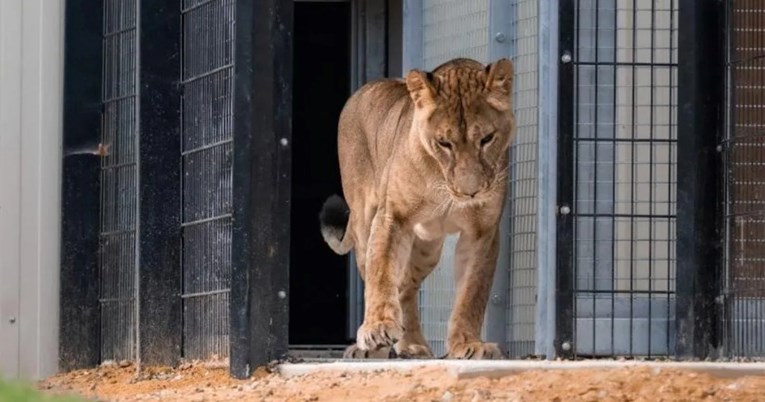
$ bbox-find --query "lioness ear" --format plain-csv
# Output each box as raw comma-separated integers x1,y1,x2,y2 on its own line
484,58,513,111
406,69,436,110
484,58,513,95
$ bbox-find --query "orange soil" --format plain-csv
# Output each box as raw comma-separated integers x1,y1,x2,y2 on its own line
40,360,765,402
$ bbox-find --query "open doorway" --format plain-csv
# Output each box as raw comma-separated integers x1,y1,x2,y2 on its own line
290,0,352,347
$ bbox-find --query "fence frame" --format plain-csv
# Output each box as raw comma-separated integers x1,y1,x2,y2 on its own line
554,0,575,359
229,0,293,379
61,0,294,375
675,0,725,360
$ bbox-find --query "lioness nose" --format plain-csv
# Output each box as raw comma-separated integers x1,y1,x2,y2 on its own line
455,187,480,198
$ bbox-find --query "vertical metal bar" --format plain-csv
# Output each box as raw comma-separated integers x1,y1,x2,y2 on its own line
721,0,734,358
486,0,513,351
611,0,618,358
137,0,182,366
401,0,422,71
231,0,293,379
536,0,560,360
555,0,575,359
591,0,600,356
648,0,655,358
628,0,636,356
675,0,724,360
667,0,676,354
60,0,104,371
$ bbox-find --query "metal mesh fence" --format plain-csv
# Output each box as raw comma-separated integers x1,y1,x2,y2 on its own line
568,0,678,356
507,0,539,358
180,0,235,359
418,0,490,358
100,0,138,362
723,0,765,358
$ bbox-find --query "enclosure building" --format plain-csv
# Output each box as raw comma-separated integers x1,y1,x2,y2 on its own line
0,0,760,381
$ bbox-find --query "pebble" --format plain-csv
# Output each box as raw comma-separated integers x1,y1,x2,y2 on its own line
441,390,454,402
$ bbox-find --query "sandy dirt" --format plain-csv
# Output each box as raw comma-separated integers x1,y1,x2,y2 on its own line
39,360,765,402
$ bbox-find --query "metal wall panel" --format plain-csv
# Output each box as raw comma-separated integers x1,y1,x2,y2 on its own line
0,0,64,380
181,0,235,360
561,0,679,357
724,0,765,358
506,0,539,358
100,0,139,362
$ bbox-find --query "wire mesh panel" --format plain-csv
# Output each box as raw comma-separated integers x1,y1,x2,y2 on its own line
562,0,678,356
180,0,235,359
418,0,489,358
723,0,765,358
100,0,139,362
506,0,539,358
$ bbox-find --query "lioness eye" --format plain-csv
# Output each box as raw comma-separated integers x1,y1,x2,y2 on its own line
437,140,452,150
480,133,495,146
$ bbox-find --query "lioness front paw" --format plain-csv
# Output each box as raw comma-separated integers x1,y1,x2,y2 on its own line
355,319,404,351
446,341,505,360
394,342,434,359
343,342,433,359
342,344,396,359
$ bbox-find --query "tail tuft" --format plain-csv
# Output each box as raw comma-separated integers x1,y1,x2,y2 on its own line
319,195,353,255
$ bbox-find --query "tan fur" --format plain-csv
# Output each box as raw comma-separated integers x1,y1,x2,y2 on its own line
326,58,515,360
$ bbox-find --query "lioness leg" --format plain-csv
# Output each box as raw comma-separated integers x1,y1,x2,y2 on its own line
354,210,413,351
446,228,505,360
393,236,444,358
344,236,442,359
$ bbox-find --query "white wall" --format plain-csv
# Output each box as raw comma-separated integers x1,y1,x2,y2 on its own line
0,0,64,380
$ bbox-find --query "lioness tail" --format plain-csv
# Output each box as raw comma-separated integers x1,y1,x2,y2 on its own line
319,195,353,255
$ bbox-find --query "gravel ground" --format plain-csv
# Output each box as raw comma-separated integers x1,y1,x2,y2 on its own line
39,360,765,402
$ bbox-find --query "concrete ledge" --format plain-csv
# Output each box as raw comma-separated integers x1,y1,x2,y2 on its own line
278,360,765,380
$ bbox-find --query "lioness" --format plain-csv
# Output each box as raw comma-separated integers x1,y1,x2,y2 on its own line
319,57,515,359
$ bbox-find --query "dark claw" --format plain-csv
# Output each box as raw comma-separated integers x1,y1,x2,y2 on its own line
465,347,475,359
363,350,369,358
388,347,398,359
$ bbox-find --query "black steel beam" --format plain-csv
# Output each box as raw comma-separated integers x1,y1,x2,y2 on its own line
60,0,104,371
676,0,725,359
554,0,576,359
137,0,183,365
230,0,293,379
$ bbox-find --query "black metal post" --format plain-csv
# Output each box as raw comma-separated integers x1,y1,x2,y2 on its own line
676,0,725,359
230,0,293,378
60,0,104,371
554,0,576,359
137,0,183,366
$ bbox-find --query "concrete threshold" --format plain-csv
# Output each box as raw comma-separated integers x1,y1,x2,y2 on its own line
278,360,765,380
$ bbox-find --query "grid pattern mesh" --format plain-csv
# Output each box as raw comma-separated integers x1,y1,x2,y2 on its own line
100,0,138,362
180,0,235,359
724,0,765,358
507,0,539,358
419,0,489,357
570,0,678,356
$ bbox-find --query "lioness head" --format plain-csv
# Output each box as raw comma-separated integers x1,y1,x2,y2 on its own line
405,58,515,201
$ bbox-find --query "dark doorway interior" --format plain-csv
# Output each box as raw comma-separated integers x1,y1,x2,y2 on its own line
290,1,351,346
